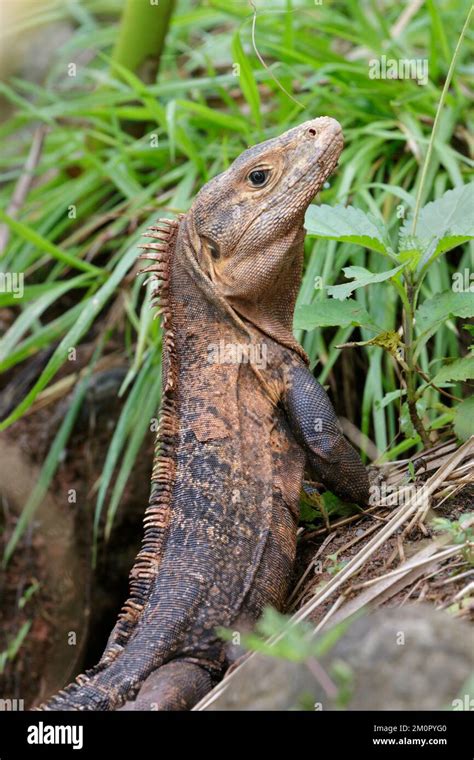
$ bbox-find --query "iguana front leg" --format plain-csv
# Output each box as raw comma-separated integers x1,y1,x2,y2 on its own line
283,363,370,507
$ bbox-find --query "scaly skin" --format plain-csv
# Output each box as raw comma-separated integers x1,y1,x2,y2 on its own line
39,118,369,711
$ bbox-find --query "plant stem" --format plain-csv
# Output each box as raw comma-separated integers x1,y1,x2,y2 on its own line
411,4,473,234
403,276,430,446
406,5,472,444
414,366,463,403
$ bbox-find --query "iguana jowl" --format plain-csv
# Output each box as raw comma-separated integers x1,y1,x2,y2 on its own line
41,118,369,711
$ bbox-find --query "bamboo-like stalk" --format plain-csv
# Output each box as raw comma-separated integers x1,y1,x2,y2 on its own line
112,0,176,79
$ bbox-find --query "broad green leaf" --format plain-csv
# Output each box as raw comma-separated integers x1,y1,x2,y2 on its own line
399,183,474,265
327,263,406,300
453,397,474,442
415,291,474,355
432,354,474,384
294,300,378,330
305,204,392,255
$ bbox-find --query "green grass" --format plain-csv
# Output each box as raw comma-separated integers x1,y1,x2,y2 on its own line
0,0,472,561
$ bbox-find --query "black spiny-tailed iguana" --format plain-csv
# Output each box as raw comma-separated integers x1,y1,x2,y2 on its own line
40,118,369,711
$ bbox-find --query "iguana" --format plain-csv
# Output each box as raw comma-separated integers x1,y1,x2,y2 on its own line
40,117,369,711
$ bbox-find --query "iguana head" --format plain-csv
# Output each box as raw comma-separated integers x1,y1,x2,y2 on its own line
184,117,344,355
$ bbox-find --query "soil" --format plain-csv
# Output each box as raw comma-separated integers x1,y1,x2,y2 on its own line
0,348,155,706
290,484,474,625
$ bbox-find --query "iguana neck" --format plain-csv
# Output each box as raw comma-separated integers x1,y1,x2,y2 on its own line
179,215,308,363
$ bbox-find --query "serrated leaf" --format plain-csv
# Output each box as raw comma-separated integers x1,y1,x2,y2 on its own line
453,397,474,442
399,183,474,265
294,300,378,330
414,291,474,356
304,204,391,255
432,354,474,384
327,263,406,300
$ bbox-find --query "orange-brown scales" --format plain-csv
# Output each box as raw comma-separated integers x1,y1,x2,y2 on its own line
40,119,369,711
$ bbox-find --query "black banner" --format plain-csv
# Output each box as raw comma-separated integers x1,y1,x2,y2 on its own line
0,710,471,758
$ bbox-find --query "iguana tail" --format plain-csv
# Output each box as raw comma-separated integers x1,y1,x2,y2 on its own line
38,219,182,711
38,575,208,710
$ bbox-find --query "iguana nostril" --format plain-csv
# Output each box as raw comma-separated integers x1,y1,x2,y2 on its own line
308,127,317,136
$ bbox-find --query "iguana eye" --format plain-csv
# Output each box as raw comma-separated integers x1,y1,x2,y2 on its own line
203,237,220,260
248,169,269,187
209,242,220,260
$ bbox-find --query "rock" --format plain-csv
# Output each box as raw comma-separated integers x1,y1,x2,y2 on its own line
331,606,473,710
203,606,473,711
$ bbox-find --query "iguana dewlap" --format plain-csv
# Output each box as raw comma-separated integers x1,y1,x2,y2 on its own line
40,118,369,711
